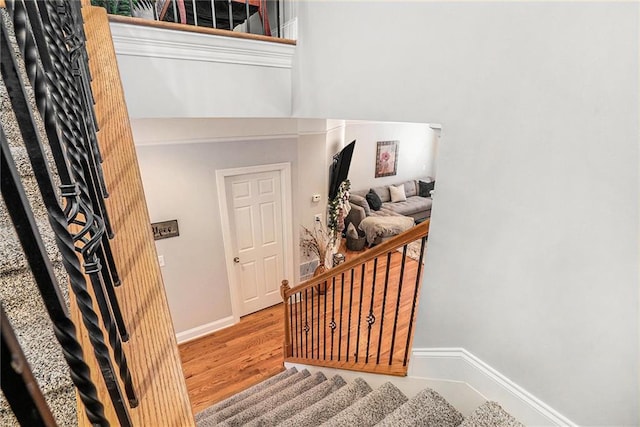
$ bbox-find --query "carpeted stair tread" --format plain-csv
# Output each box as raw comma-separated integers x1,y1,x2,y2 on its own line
323,381,408,427
195,367,298,423
459,401,525,427
245,374,347,427
219,371,328,427
376,388,464,427
0,218,63,275
211,369,312,424
278,377,372,427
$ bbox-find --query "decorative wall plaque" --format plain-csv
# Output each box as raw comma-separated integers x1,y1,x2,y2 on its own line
152,220,179,240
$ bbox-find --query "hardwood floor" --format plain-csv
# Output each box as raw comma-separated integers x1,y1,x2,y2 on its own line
179,236,426,414
178,304,285,414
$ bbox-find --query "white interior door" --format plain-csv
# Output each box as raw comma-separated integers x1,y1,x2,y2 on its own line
226,170,284,316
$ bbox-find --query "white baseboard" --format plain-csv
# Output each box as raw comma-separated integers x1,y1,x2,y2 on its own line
176,316,236,344
410,348,576,426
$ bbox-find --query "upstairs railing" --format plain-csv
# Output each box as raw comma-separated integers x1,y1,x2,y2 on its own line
280,220,429,376
92,0,291,42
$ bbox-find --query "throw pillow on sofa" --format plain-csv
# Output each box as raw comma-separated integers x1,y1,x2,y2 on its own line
418,180,435,197
389,184,407,202
366,189,383,211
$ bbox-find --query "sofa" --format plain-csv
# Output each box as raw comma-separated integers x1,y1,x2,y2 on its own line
346,179,434,231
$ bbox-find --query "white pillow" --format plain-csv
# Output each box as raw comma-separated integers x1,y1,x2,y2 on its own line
389,184,406,202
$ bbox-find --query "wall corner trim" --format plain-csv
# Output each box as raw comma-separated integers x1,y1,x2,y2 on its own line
176,315,236,344
109,22,295,69
410,347,576,427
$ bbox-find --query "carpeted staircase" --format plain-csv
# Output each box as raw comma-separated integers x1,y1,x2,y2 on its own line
0,10,77,426
195,367,525,427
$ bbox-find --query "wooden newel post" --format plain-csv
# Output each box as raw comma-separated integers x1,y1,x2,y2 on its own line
280,280,292,358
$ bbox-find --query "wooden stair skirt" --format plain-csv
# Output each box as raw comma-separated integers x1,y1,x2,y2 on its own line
72,4,194,426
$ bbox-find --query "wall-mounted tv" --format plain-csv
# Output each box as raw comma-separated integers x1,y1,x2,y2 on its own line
328,140,356,200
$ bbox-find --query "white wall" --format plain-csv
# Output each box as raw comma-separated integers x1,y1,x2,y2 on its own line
134,121,298,335
293,1,639,425
344,121,435,191
111,22,294,119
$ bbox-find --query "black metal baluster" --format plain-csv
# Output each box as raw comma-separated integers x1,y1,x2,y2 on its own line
227,0,233,29
0,19,131,425
288,295,294,354
298,292,303,357
316,282,320,359
292,293,298,357
310,288,315,358
11,1,138,407
20,1,127,344
403,237,427,366
346,268,354,362
323,279,327,360
1,132,108,425
329,277,336,361
365,258,378,364
389,245,408,365
376,252,392,365
0,305,57,427
355,264,365,363
338,272,344,361
304,288,308,357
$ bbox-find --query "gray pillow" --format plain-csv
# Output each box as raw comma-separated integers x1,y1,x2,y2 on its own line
366,189,383,211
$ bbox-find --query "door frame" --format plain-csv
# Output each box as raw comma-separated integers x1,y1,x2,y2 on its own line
216,162,294,324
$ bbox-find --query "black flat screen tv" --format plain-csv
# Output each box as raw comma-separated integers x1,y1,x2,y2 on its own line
328,140,356,200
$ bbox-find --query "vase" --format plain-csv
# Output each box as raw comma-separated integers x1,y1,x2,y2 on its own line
313,262,327,294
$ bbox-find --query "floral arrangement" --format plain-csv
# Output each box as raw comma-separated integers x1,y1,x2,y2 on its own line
327,179,351,240
300,222,335,268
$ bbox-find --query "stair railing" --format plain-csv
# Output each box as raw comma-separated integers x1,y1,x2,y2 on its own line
1,0,137,425
281,219,429,376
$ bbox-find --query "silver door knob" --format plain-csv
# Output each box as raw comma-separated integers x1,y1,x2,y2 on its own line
233,257,240,264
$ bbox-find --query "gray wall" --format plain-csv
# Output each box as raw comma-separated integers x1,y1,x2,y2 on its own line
344,121,436,191
136,137,298,334
293,1,638,425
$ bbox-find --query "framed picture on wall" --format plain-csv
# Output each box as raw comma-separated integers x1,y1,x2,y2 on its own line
375,140,399,177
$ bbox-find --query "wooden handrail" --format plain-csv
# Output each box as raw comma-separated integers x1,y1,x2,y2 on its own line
284,219,429,299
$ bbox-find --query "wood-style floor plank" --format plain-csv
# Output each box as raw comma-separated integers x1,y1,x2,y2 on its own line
179,235,427,413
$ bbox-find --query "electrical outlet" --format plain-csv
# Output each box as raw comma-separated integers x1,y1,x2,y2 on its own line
314,214,322,223
158,255,165,267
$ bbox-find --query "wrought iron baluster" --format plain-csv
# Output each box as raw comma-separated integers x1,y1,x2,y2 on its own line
288,295,294,355
0,17,132,425
316,282,320,359
0,305,57,427
298,292,303,357
330,277,335,361
365,258,378,364
338,272,344,361
0,130,108,426
404,237,427,366
323,278,327,360
227,0,233,29
376,252,392,364
355,263,365,363
390,245,408,365
304,288,308,357
307,288,315,357
20,0,127,344
346,268,354,362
